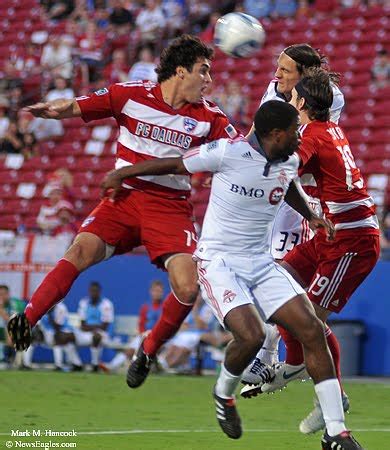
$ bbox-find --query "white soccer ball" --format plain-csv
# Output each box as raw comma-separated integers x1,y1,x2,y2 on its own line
214,12,266,58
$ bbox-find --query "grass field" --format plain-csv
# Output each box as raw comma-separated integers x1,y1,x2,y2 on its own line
0,371,389,450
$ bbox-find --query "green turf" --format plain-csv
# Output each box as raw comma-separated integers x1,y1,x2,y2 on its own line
0,371,389,449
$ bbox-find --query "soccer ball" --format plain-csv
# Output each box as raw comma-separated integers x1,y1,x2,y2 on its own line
214,12,266,58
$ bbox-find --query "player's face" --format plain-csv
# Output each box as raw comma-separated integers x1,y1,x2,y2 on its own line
150,284,163,301
274,53,301,96
273,119,301,159
181,58,212,103
289,88,305,114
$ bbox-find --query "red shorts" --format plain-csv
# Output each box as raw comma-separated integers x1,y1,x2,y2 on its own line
78,189,197,268
283,230,380,313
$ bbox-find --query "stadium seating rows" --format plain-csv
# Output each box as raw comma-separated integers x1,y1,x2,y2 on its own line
0,2,388,231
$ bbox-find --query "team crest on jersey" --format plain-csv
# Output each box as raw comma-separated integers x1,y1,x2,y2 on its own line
269,187,284,205
81,216,95,227
223,289,236,304
183,117,198,133
94,88,108,96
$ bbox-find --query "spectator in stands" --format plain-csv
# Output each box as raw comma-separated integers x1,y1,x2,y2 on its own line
0,98,10,139
52,204,78,238
77,21,106,85
41,35,73,80
187,2,212,34
127,46,157,82
36,185,74,234
213,80,250,128
95,6,110,30
74,281,114,372
99,279,165,373
135,0,166,45
23,302,83,371
161,0,186,37
0,285,25,366
7,85,24,121
109,0,133,35
46,76,75,102
43,168,74,201
243,0,273,18
371,49,390,90
160,296,214,371
41,0,76,21
103,49,130,84
273,0,298,17
0,121,35,158
8,43,42,77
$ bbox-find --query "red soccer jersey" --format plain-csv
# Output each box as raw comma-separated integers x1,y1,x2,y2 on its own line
298,120,379,234
76,81,237,198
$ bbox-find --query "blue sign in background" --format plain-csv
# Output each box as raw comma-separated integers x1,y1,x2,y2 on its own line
62,256,389,376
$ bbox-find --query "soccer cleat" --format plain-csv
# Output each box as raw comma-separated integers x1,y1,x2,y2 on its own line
241,357,275,385
300,393,350,434
7,313,32,351
126,334,155,388
260,362,308,394
213,388,242,439
240,358,275,398
321,430,365,449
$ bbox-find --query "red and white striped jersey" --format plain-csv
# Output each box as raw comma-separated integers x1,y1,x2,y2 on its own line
298,120,379,234
76,81,237,198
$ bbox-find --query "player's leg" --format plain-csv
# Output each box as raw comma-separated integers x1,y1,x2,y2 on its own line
270,294,363,448
127,195,198,388
8,194,142,351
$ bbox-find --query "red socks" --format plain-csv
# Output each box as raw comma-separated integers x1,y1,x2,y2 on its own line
143,292,193,357
25,259,80,326
325,326,343,388
278,325,305,365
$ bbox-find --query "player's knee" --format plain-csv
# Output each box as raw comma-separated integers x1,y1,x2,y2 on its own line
237,327,264,354
300,316,325,347
65,239,103,271
174,283,199,305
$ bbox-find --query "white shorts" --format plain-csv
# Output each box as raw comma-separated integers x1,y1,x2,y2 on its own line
197,254,305,327
169,331,202,351
74,329,111,346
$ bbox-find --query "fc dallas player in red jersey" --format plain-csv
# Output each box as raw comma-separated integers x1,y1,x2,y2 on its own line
7,36,238,383
242,68,377,449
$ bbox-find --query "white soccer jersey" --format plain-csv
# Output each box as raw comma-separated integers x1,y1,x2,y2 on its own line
183,137,300,260
260,79,344,258
261,79,344,123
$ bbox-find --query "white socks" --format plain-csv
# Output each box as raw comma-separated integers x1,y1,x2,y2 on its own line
258,323,280,366
108,352,127,370
23,345,34,367
215,363,241,399
315,378,347,436
91,347,101,366
53,346,63,368
64,343,82,366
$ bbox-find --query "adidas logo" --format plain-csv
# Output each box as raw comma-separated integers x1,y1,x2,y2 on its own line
241,151,253,159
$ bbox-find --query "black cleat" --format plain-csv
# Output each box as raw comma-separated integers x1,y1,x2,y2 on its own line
213,388,242,439
322,430,365,450
126,337,154,388
7,313,32,351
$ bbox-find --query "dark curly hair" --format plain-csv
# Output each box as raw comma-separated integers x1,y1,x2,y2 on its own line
295,67,333,122
155,35,214,83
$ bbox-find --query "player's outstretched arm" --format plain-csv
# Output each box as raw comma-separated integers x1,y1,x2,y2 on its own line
23,98,81,119
101,157,188,199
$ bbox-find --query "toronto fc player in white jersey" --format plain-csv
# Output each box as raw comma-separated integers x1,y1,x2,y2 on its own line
100,101,364,450
8,36,238,386
241,44,346,390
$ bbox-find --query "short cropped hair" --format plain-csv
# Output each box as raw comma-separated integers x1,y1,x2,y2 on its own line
254,100,299,138
156,35,214,83
295,67,333,122
89,281,101,289
150,280,164,288
0,285,9,291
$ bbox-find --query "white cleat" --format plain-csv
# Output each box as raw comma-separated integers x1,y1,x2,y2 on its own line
260,362,308,394
240,358,274,398
299,393,350,435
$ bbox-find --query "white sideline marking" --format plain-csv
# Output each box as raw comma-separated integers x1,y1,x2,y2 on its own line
1,428,388,436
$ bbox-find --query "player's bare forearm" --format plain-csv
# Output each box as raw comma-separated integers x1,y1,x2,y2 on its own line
101,157,188,198
23,98,81,119
285,180,314,221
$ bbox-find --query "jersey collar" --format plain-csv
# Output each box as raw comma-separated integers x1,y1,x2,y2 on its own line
248,133,288,177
